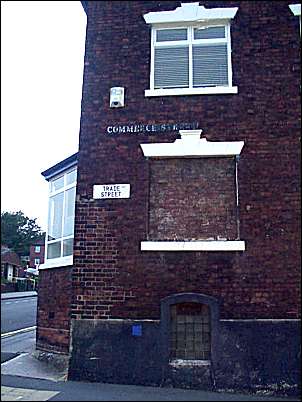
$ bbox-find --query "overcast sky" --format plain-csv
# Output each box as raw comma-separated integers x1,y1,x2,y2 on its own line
1,1,87,231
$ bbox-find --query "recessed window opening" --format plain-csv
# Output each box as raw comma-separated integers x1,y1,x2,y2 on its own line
170,302,211,360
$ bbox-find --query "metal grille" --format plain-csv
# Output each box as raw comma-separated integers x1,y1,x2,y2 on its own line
170,303,211,360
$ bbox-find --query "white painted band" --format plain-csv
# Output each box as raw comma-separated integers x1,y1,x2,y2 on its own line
1,326,36,339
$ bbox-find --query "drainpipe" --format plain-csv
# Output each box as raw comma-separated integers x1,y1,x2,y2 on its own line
235,155,240,240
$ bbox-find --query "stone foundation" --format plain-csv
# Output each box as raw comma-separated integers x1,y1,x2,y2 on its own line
68,318,301,397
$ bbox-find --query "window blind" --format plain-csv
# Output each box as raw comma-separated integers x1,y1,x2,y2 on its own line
156,28,187,42
154,46,189,88
194,26,225,40
193,44,228,87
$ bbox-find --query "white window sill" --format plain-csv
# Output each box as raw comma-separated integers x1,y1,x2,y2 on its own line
145,86,238,97
140,240,245,252
169,359,211,367
39,255,73,270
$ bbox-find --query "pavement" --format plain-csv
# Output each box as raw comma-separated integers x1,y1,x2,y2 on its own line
1,291,37,300
2,352,301,402
1,292,301,401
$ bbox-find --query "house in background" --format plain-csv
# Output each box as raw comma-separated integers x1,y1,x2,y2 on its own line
29,239,45,269
37,1,300,397
1,245,21,282
20,255,30,269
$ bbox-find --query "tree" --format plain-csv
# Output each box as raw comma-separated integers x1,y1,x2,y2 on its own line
1,211,44,256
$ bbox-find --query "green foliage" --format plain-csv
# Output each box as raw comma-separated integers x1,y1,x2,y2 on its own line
1,211,44,256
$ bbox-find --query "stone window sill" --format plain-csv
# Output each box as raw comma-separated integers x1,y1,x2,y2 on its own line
140,240,245,251
39,255,73,270
169,359,211,367
145,86,238,97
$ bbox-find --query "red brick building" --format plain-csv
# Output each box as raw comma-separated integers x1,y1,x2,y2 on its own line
37,1,301,396
29,240,45,269
1,245,21,282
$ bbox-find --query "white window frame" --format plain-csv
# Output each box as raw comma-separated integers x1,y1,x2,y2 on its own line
35,245,41,253
34,258,40,266
146,22,237,97
144,3,238,97
40,167,77,270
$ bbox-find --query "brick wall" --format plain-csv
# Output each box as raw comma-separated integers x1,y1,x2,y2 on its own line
149,158,237,240
71,0,300,323
36,267,72,353
29,244,45,268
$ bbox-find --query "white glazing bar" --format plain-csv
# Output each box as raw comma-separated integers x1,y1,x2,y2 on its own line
189,27,193,88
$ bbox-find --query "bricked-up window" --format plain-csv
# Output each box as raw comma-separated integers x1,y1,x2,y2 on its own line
170,303,211,360
46,168,77,260
149,158,237,241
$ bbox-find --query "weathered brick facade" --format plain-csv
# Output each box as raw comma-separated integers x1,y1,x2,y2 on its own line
71,0,300,320
37,0,300,395
29,241,45,269
36,266,72,353
149,158,238,240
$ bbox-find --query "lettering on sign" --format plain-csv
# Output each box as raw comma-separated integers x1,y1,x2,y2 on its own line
106,122,199,135
93,184,130,199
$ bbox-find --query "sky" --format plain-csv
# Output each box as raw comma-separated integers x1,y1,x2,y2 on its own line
1,1,87,231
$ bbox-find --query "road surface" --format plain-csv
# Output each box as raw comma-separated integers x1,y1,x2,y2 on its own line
1,329,36,363
1,296,37,334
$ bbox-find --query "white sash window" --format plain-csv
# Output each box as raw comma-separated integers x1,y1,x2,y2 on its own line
144,3,238,96
153,25,230,90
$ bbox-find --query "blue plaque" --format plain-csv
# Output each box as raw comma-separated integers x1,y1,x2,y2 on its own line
132,324,142,336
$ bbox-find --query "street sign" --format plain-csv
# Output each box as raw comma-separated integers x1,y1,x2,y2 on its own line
93,184,130,199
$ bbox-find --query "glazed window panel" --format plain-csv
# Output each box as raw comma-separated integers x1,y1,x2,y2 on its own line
63,187,76,237
193,26,226,40
192,44,228,87
63,238,74,257
156,28,187,42
51,175,64,192
46,168,77,261
47,241,61,259
151,24,233,91
48,192,64,241
66,169,77,186
154,46,189,89
170,302,211,360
